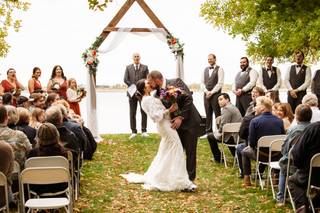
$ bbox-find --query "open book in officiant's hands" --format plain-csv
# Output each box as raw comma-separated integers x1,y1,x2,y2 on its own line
127,84,137,98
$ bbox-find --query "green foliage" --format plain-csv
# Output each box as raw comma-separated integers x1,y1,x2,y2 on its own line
200,0,320,63
75,134,292,212
87,0,111,11
0,0,29,57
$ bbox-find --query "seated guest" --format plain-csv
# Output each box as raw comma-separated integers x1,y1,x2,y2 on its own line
5,105,19,129
301,94,320,123
44,93,60,109
275,103,294,131
0,105,31,169
0,140,14,207
266,90,279,103
207,93,242,163
277,104,312,204
45,106,80,164
288,122,320,212
54,99,83,125
241,96,285,187
27,123,68,195
30,93,46,109
16,96,32,109
245,86,265,116
2,93,13,106
16,107,37,147
29,107,45,129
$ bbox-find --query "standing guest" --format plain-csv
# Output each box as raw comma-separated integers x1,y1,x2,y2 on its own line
0,68,23,106
275,103,294,131
29,107,45,129
277,104,312,204
257,56,281,102
241,96,285,187
200,53,224,135
47,65,68,100
124,53,149,139
0,140,14,207
28,67,43,95
232,57,258,116
16,107,37,147
67,78,84,116
311,69,320,108
288,122,320,212
207,93,242,163
285,50,311,112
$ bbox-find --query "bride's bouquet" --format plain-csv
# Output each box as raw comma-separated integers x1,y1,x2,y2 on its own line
159,86,182,117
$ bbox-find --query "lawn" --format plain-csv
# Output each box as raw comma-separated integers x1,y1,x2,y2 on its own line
75,134,293,212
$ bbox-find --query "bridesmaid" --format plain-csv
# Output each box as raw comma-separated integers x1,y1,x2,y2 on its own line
28,67,43,94
66,78,83,116
0,68,24,106
47,65,68,100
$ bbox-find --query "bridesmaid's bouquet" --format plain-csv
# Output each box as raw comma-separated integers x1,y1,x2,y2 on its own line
159,86,182,117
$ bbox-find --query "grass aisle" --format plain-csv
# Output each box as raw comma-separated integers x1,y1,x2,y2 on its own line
75,134,292,212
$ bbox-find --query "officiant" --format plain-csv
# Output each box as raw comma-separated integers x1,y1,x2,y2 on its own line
124,53,149,139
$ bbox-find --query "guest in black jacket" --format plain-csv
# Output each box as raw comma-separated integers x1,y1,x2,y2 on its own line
16,107,36,147
288,122,320,212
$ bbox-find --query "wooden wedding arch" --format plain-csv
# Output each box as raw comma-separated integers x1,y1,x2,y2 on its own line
83,0,184,138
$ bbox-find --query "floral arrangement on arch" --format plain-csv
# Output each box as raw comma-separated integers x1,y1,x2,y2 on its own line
82,36,103,76
166,34,184,57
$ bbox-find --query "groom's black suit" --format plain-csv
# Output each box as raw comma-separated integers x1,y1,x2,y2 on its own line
159,78,201,181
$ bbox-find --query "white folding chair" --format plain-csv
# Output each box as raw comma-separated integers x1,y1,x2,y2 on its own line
220,122,241,168
67,151,79,201
268,139,285,199
19,167,72,213
307,153,320,213
12,161,21,212
0,172,9,213
255,135,286,189
24,156,72,201
284,147,296,211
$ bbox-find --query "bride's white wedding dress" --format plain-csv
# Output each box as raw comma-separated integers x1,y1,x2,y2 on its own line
120,96,196,191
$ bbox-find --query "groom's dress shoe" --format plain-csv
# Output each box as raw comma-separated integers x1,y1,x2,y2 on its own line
141,132,149,138
129,133,137,140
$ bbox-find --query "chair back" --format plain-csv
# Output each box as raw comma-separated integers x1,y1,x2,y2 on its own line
20,167,69,185
258,135,286,148
25,156,69,170
0,171,9,213
270,139,285,152
222,122,241,133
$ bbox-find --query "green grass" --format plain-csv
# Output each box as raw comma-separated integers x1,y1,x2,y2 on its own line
75,134,293,212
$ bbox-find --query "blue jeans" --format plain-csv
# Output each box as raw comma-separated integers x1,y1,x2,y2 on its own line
277,169,286,202
236,143,246,176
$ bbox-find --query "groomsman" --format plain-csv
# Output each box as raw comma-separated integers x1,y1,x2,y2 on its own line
232,57,258,116
257,56,281,101
200,53,224,135
311,69,320,108
124,53,149,139
285,51,311,112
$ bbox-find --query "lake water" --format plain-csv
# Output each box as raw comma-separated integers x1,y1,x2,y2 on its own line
80,91,288,134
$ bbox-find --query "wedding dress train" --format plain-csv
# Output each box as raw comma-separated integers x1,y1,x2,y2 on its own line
120,96,196,191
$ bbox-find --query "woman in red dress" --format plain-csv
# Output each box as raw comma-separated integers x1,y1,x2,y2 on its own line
47,65,68,100
0,68,24,106
28,67,43,95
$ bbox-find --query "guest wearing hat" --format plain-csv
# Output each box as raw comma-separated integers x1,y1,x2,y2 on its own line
16,96,32,109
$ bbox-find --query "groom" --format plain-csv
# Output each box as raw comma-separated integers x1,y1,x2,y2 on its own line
147,70,201,181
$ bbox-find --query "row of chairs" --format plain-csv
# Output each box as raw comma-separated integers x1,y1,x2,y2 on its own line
218,119,320,213
0,151,82,213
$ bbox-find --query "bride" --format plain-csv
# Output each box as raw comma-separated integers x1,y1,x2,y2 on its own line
120,79,196,191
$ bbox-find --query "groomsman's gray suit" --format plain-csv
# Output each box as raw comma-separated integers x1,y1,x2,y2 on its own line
124,63,149,134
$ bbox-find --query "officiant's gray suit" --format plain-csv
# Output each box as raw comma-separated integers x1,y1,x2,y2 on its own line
124,63,149,133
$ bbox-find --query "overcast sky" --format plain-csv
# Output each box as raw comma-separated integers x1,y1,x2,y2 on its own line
0,0,318,88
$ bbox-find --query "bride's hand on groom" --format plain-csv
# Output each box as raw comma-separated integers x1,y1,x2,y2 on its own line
171,117,182,129
169,103,178,113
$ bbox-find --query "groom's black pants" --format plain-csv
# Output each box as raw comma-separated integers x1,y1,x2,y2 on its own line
177,127,198,181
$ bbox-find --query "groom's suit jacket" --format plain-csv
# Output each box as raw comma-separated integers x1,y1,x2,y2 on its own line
124,64,149,97
165,78,201,131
